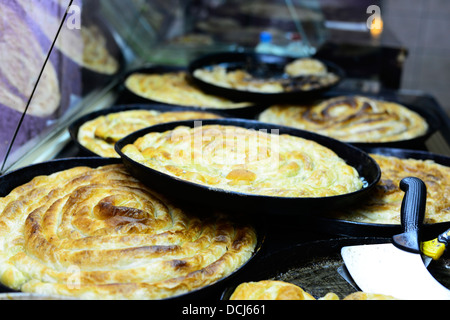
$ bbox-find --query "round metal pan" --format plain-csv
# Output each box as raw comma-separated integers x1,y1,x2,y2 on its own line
114,118,381,216
350,100,441,151
305,147,450,238
255,93,441,151
0,157,264,300
116,65,263,118
187,51,345,103
220,237,450,300
68,103,231,157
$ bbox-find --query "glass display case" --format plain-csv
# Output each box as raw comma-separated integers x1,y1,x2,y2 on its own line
2,0,449,175
0,0,127,173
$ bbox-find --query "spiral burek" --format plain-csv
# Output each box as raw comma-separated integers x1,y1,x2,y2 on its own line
0,164,257,299
259,96,428,143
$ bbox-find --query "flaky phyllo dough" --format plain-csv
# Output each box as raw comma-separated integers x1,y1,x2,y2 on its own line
125,71,251,109
0,164,257,299
77,109,221,157
326,154,450,224
258,95,428,143
121,125,363,198
229,280,398,300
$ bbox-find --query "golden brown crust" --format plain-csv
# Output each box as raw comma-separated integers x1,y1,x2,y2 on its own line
229,280,398,300
77,109,222,157
121,124,363,198
81,25,119,75
343,292,397,300
258,96,428,143
194,67,285,93
284,58,327,77
326,154,450,224
229,280,315,300
124,71,251,109
193,59,339,93
0,164,257,299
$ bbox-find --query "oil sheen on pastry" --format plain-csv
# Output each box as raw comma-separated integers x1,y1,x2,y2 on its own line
124,71,251,109
326,154,450,224
121,124,364,197
258,96,428,143
0,164,257,299
77,109,222,157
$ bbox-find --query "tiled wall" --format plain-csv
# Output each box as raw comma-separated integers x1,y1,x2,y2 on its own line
382,0,450,116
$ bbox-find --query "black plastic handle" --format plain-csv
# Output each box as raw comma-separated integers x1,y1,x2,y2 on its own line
392,177,427,253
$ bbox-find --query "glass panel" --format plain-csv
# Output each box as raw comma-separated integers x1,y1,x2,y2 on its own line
100,0,327,65
0,0,328,172
0,0,124,172
0,0,71,170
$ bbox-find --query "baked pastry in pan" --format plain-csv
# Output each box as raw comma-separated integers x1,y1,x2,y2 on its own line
326,154,450,224
229,280,397,300
229,280,315,300
124,71,251,109
121,124,364,198
192,58,339,93
258,95,429,143
342,292,398,300
77,109,222,157
194,66,285,93
0,164,257,299
284,58,328,77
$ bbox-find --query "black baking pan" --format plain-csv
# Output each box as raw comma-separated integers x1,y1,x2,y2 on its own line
114,118,381,216
68,103,231,157
220,236,450,300
187,51,344,103
116,65,262,118
304,147,450,239
350,98,441,151
255,92,441,151
0,157,265,300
